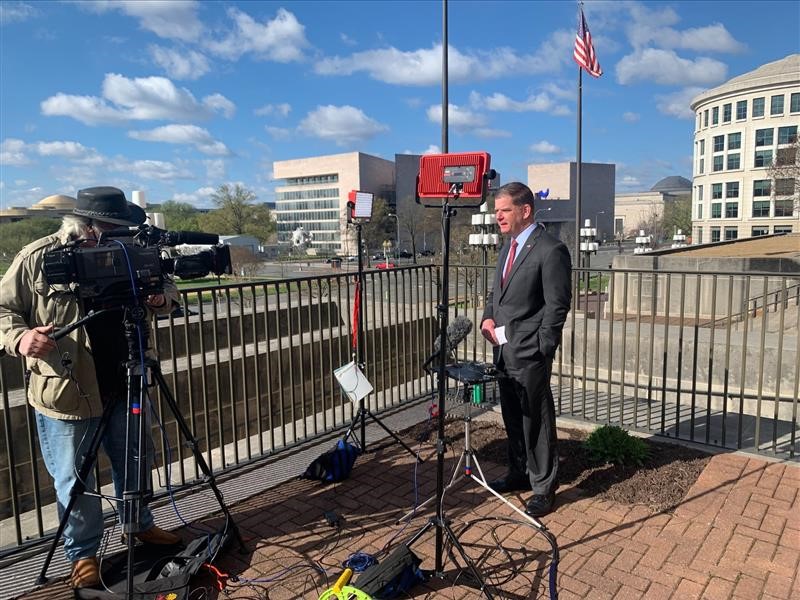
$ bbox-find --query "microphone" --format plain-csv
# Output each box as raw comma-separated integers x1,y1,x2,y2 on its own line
160,230,220,246
433,315,473,354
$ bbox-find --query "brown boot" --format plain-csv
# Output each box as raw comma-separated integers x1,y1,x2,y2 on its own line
70,557,100,589
124,525,181,546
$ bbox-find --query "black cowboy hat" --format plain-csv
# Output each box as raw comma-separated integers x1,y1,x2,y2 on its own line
73,186,146,226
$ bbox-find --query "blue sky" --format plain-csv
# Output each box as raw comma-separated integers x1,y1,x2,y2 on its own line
1,0,798,209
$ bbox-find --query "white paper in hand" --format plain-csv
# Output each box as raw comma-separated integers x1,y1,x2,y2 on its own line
334,361,373,404
494,326,508,345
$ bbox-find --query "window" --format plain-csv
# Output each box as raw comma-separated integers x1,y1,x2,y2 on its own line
771,95,784,115
712,183,723,199
776,147,796,166
752,201,770,217
753,180,771,196
724,227,738,241
778,125,797,144
697,203,703,219
774,200,794,217
727,153,740,170
736,100,747,120
713,156,723,172
711,227,721,242
699,139,705,155
774,226,793,234
713,135,725,152
751,227,769,237
712,106,719,125
696,227,703,244
791,92,800,113
699,158,705,174
722,103,732,123
614,217,624,235
727,133,741,150
697,185,703,201
755,128,773,147
775,178,795,196
752,97,765,118
703,109,709,127
724,202,738,218
754,149,773,168
725,182,739,198
711,203,722,218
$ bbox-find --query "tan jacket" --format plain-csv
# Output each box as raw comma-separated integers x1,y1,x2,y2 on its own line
0,232,179,419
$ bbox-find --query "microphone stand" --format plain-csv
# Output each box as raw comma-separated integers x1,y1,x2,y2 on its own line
342,214,420,461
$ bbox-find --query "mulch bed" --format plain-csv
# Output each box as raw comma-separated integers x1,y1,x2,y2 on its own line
400,415,712,514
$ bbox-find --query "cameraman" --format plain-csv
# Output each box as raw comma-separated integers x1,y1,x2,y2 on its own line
0,187,181,589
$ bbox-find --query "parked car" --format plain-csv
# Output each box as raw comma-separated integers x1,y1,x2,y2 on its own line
397,250,413,259
371,252,385,260
418,249,435,257
374,262,396,270
346,255,358,262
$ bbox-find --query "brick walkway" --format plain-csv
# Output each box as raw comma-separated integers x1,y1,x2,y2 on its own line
16,421,800,599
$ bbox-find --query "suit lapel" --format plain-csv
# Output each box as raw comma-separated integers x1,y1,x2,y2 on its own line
499,226,543,300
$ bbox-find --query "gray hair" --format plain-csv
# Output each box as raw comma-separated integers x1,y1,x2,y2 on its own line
59,214,91,239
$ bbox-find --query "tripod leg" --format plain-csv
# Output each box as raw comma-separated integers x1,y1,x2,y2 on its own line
151,365,246,552
36,405,115,585
441,520,495,599
397,450,464,524
365,409,422,462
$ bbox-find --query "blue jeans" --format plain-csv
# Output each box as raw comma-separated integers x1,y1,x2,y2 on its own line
35,400,155,562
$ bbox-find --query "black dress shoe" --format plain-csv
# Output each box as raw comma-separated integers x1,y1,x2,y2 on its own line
488,474,529,494
525,493,555,517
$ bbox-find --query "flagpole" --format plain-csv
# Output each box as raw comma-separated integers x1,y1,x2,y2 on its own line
575,66,582,264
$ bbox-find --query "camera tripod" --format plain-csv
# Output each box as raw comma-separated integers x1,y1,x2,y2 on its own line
37,302,244,597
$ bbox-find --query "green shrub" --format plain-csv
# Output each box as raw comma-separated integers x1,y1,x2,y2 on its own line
584,425,649,466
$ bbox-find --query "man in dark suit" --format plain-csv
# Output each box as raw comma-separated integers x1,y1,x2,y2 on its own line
480,182,572,517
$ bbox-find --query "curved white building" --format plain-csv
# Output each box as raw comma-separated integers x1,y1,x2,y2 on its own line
690,54,799,243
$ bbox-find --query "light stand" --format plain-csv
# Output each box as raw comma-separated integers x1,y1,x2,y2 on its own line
37,304,244,597
342,205,420,460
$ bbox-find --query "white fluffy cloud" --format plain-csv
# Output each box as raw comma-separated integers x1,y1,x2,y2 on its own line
172,186,218,207
315,33,572,86
206,7,309,62
616,49,727,86
78,0,203,42
0,138,32,165
469,91,570,116
0,2,39,24
265,126,292,140
425,104,510,138
655,87,706,119
255,103,292,118
40,74,234,125
149,46,210,80
622,112,641,123
531,141,561,154
298,105,388,145
128,125,231,156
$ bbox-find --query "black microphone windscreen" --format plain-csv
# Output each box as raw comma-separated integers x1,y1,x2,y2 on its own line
432,315,473,353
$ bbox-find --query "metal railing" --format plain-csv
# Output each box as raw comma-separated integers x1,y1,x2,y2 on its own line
1,262,798,556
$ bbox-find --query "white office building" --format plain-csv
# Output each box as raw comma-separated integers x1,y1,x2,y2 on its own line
690,54,799,243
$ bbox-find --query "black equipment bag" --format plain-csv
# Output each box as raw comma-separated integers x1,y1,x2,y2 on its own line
354,545,425,598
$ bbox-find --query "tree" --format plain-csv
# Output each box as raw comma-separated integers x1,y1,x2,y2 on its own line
199,183,276,242
768,138,799,211
159,200,201,231
398,200,439,263
360,197,394,254
0,217,61,258
662,196,691,240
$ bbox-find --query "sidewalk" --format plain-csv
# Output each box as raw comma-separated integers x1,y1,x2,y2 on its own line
14,414,800,599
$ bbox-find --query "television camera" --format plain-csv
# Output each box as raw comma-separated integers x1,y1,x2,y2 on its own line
43,225,232,303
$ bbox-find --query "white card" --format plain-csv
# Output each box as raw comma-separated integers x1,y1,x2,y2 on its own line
495,326,508,345
334,361,374,404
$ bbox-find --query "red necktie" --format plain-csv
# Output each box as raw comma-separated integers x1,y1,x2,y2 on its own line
502,239,517,287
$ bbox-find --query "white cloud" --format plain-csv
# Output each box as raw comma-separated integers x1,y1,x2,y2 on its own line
78,0,203,42
203,160,226,181
426,104,486,129
202,93,236,118
340,32,357,46
35,140,103,164
622,112,640,123
531,141,561,154
255,103,291,118
265,126,292,140
616,49,727,86
206,7,309,62
172,186,217,208
149,45,210,80
469,91,570,116
474,128,512,139
422,144,441,155
626,7,746,54
655,87,705,119
618,175,642,190
119,159,195,181
41,73,232,125
1,138,31,165
298,105,389,145
0,2,39,25
315,33,572,86
128,125,231,156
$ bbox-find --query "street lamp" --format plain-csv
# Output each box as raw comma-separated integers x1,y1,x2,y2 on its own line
382,239,393,263
387,213,400,257
579,218,599,268
671,228,687,248
634,229,653,254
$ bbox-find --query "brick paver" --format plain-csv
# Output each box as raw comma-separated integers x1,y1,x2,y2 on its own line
12,423,800,600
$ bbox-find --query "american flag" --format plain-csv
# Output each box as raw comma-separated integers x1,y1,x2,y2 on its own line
573,7,602,78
